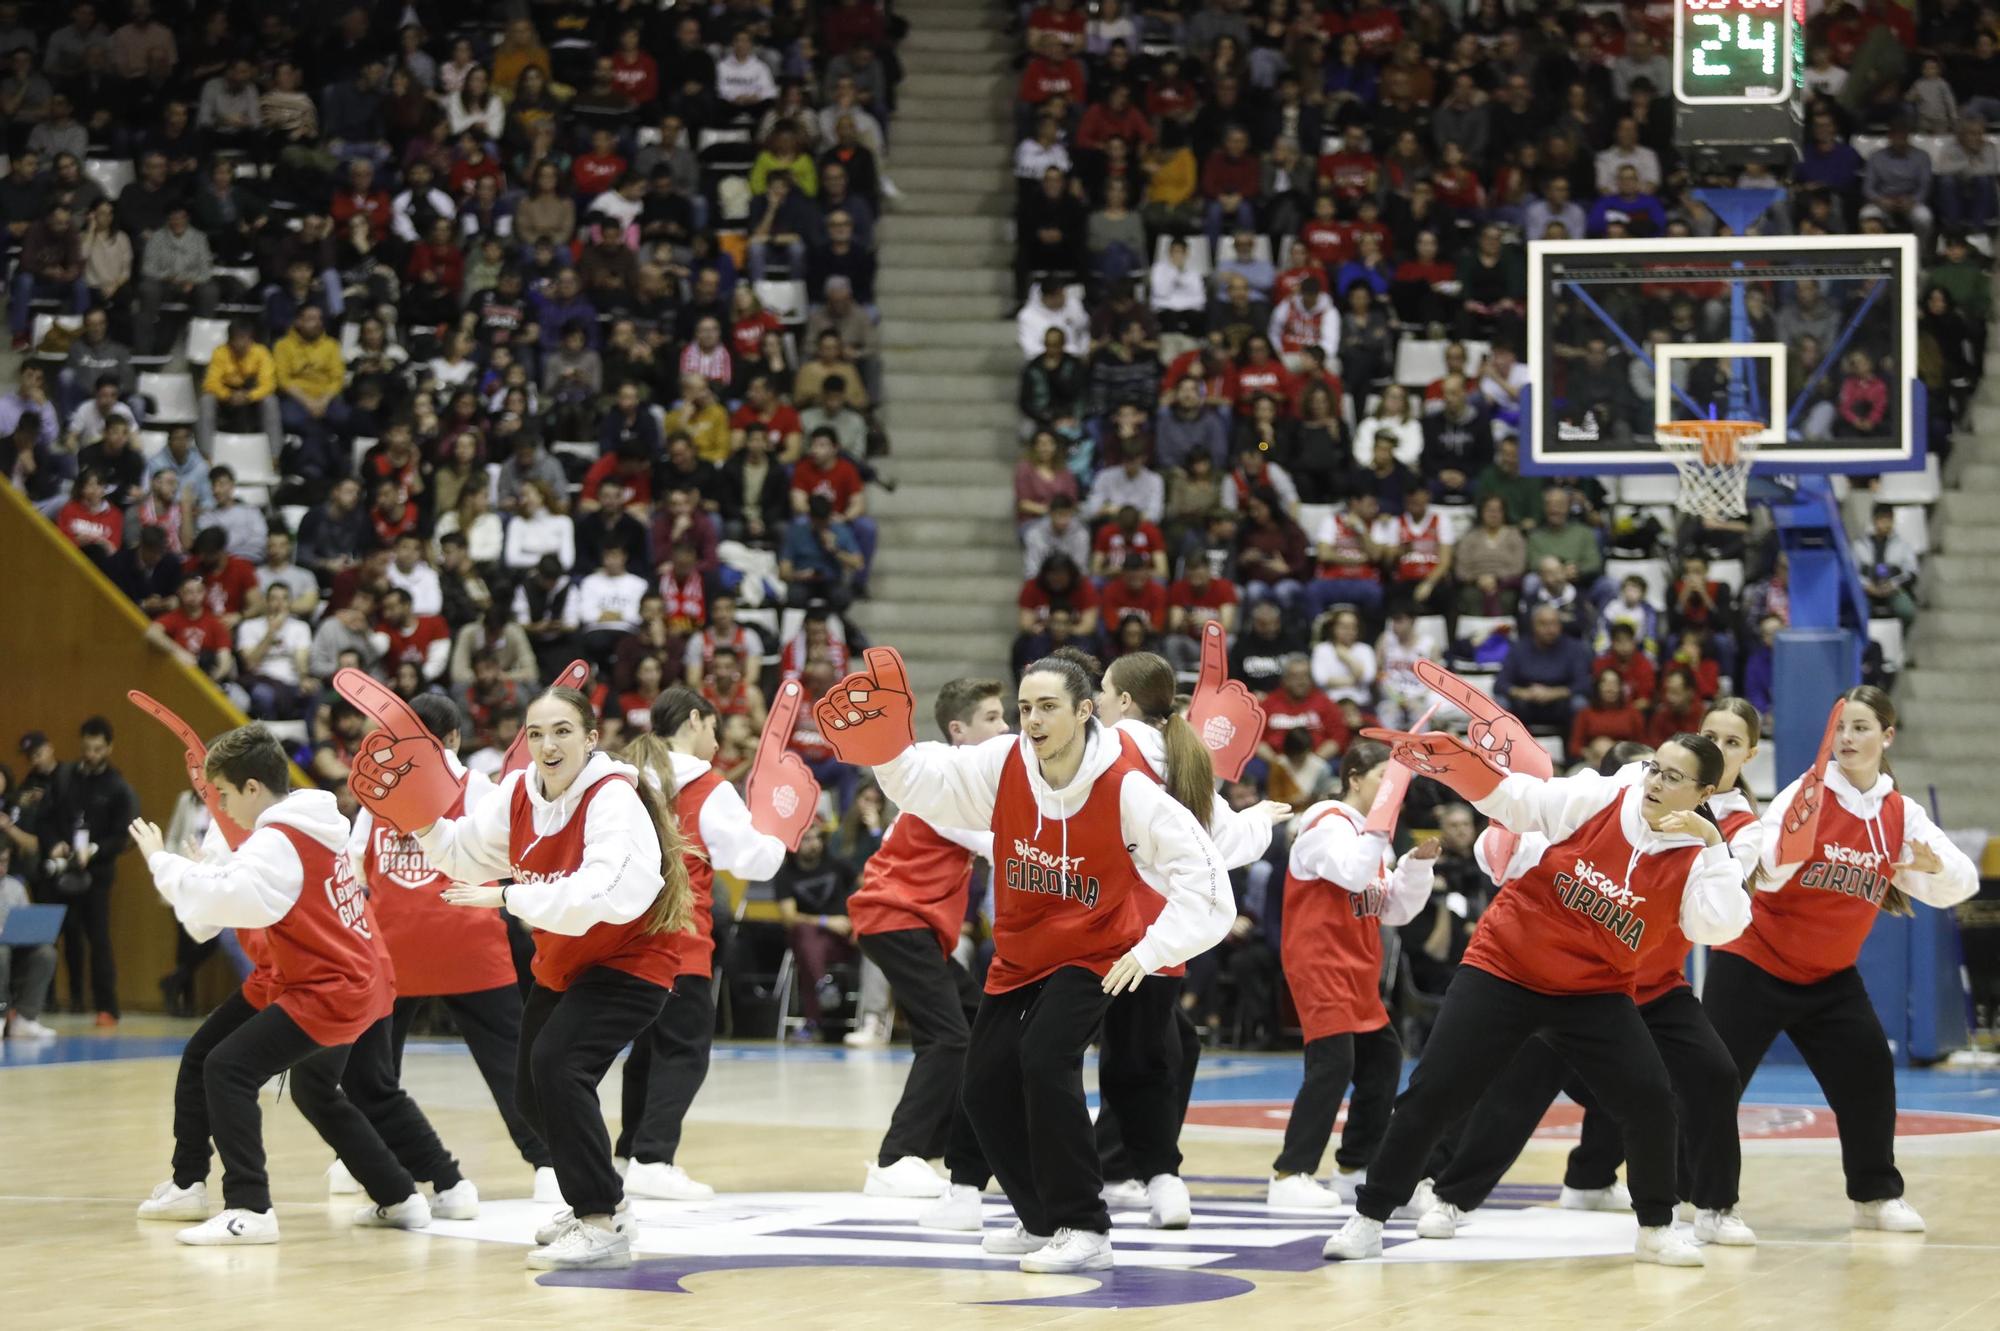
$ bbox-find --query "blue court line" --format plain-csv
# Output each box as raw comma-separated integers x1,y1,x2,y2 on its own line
8,1035,1997,1118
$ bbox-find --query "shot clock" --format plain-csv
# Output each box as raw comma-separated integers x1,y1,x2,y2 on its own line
1673,0,1802,104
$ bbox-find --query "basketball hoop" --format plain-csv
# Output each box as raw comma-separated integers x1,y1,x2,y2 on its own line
1655,420,1763,520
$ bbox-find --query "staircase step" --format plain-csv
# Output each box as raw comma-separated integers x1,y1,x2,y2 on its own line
879,317,1018,347
880,240,1015,270
883,371,1016,403
883,398,1019,429
1897,670,1991,702
902,72,1008,100
885,164,1014,193
883,457,1016,487
1887,762,2000,819
881,215,1013,244
872,544,1024,578
1939,523,2000,554
1888,715,1989,758
1923,554,2000,584
853,598,1019,634
878,267,1015,297
893,119,1015,149
896,48,1009,74
1952,461,2000,492
876,425,1018,460
889,189,1015,216
1929,582,2000,610
873,516,1018,546
880,292,1015,320
874,482,1015,518
879,344,1022,375
1970,402,2000,433
870,572,1024,604
901,27,1011,54
1940,491,1993,525
896,143,1009,170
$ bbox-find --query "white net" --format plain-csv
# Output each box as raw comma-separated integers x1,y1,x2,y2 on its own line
1656,423,1760,520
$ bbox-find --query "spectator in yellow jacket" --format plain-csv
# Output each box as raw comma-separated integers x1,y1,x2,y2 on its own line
197,320,281,457
273,305,352,483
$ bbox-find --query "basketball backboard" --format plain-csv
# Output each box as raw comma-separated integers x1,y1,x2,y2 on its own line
1524,234,1922,475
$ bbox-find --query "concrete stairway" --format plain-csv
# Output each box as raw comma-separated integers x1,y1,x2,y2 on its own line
853,0,1024,703
1895,287,2000,829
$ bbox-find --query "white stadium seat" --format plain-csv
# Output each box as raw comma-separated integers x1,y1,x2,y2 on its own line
184,317,231,367
212,433,279,488
1605,557,1670,609
1393,339,1448,388
140,371,197,425
1874,457,1941,506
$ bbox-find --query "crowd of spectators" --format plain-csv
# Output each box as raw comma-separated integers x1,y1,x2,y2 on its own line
1,0,914,841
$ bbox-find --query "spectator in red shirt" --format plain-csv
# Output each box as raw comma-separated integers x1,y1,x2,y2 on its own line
1647,665,1706,747
368,476,420,547
1258,656,1349,763
1013,552,1100,674
1016,32,1086,109
55,469,122,566
1100,554,1168,633
147,573,236,683
1592,623,1658,709
790,428,865,520
1027,0,1087,55
730,375,803,459
1077,82,1153,152
329,158,391,241
1090,504,1170,578
1347,1,1404,57
1162,336,1239,409
189,525,260,626
1317,124,1380,204
1570,667,1649,768
1200,125,1261,248
1165,557,1240,670
607,25,660,107
572,127,629,200
378,585,452,683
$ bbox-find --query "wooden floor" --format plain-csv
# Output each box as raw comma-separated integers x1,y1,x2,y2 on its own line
5,1016,1998,1330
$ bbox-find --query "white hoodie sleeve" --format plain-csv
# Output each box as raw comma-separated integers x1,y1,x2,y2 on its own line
697,779,788,882
1289,808,1390,892
931,821,996,860
1726,814,1766,883
1123,772,1234,973
1895,795,1980,909
1379,848,1438,927
347,807,374,889
147,826,305,935
500,779,667,935
415,772,522,887
1754,775,1808,890
1677,843,1754,944
872,735,1015,834
1474,770,1624,843
1206,799,1277,870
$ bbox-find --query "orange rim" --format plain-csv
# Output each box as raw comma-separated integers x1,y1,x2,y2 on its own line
1658,419,1764,467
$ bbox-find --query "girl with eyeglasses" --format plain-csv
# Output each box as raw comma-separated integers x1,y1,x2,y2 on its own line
1704,686,1977,1234
1319,726,1751,1268
1413,698,1771,1248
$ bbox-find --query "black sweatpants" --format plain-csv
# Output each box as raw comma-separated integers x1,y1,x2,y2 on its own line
61,867,117,1015
1353,966,1680,1229
1272,1023,1403,1177
343,1015,462,1190
519,967,669,1217
180,991,416,1213
1702,951,1902,1202
615,973,713,1165
1094,975,1196,1181
856,927,988,1179
1433,986,1743,1212
962,966,1117,1235
391,985,552,1168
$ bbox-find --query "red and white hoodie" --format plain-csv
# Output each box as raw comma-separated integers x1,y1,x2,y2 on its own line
348,754,517,998
1283,799,1434,1040
417,751,670,991
873,723,1233,992
1461,769,1750,996
149,789,392,1045
1723,764,1977,985
645,749,788,978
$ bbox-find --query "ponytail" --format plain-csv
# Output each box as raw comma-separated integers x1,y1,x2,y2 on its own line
1105,652,1213,828
623,732,682,801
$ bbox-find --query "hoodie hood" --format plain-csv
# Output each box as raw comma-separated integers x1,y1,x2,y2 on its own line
522,751,640,833
258,788,350,853
1115,718,1166,782
667,750,714,788
1708,787,1753,820
1021,721,1125,819
1825,762,1895,815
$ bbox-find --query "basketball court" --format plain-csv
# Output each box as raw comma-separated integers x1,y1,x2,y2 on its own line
6,1027,1997,1329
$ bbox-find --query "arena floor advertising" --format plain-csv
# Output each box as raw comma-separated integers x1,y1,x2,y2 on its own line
5,1026,1997,1329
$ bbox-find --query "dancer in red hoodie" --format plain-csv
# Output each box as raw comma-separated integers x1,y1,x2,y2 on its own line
130,723,426,1246
1705,685,1976,1234
1318,725,1750,1267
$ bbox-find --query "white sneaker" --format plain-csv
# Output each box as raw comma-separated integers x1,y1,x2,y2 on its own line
176,1208,279,1246
1322,1213,1384,1260
1331,1168,1366,1204
1394,1178,1437,1221
429,1179,479,1221
881,177,904,201
843,1014,890,1049
1854,1198,1926,1232
1019,1227,1112,1273
526,1218,633,1269
624,1160,715,1201
919,1183,984,1231
1417,1200,1468,1239
535,1201,633,1245
1099,1177,1149,1209
1147,1173,1192,1230
981,1221,1050,1255
1558,1182,1632,1212
352,1192,431,1229
1693,1207,1756,1246
137,1179,208,1220
1267,1172,1342,1210
533,1166,563,1204
1634,1224,1706,1267
325,1160,361,1195
5,1013,56,1040
863,1155,946,1198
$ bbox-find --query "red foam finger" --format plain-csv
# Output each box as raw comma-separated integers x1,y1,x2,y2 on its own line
334,668,430,740
1414,659,1508,723
127,691,204,752
754,681,804,773
861,646,909,698
1196,620,1229,691
552,658,591,692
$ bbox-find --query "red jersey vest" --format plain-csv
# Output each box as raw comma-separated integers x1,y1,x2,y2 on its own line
669,768,726,978
237,927,278,1010
265,825,395,1045
1631,806,1756,1004
847,813,977,957
363,786,517,997
985,733,1155,994
1281,804,1396,1040
1720,790,1906,985
1317,514,1380,581
508,773,677,992
1392,510,1444,582
1462,794,1703,996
